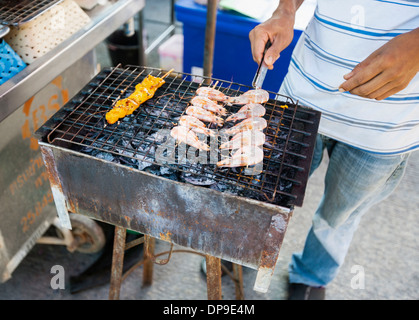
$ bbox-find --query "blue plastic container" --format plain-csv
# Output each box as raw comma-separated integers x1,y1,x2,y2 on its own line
0,39,26,86
175,0,303,93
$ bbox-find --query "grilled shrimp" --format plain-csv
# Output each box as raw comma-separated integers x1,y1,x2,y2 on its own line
191,96,227,115
170,126,210,151
196,87,229,102
226,103,266,122
185,105,224,126
223,117,267,135
228,89,269,105
179,115,217,137
217,145,264,167
220,130,265,150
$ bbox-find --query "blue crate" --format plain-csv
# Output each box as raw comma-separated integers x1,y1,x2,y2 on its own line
0,39,27,86
175,0,303,93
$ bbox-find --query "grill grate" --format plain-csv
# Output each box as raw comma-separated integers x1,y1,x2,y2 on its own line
0,0,64,26
38,66,320,207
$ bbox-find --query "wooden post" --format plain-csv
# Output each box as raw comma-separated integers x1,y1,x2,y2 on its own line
203,0,218,85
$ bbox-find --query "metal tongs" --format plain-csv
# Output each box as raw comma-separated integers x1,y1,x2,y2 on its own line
252,40,272,89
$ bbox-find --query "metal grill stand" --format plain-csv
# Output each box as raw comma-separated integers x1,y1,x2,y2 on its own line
106,227,245,300
35,64,320,298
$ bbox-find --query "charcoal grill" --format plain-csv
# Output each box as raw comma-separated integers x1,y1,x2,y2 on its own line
35,65,321,296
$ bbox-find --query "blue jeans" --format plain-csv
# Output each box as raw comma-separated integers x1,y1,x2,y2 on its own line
288,134,411,287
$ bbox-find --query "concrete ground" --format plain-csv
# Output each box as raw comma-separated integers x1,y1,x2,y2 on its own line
0,0,418,301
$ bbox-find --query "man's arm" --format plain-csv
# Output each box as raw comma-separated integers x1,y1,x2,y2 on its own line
249,0,305,70
339,27,419,100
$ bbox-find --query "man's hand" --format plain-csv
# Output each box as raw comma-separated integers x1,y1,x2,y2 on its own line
339,28,419,100
249,1,302,70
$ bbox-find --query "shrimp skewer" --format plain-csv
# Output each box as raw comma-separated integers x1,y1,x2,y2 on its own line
196,87,229,102
223,117,267,135
217,145,264,167
228,89,269,105
226,103,266,122
170,126,210,151
220,130,265,150
191,96,227,116
179,115,217,137
186,105,224,126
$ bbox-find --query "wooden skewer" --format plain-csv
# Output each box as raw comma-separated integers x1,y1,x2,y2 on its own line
161,68,174,79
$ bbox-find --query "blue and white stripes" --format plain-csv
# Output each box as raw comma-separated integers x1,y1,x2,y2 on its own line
279,0,419,154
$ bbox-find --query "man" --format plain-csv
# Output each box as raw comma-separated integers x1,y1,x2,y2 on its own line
249,0,419,299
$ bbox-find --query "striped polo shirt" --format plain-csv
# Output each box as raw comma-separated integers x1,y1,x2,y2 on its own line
279,0,419,154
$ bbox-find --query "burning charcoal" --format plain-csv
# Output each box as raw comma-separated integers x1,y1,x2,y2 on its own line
122,114,135,122
94,117,107,129
240,188,264,200
95,152,116,162
160,166,175,175
132,142,156,166
85,128,101,139
270,151,284,161
81,145,95,154
144,106,171,119
94,135,120,151
210,182,229,193
149,130,169,144
263,141,275,150
248,174,263,186
117,155,138,168
210,181,243,195
137,160,153,171
80,138,107,154
279,179,293,192
171,115,181,122
116,139,136,158
114,117,136,132
129,131,147,149
269,116,282,125
153,94,185,114
143,165,163,175
136,152,154,170
182,173,216,186
180,164,217,186
163,173,181,181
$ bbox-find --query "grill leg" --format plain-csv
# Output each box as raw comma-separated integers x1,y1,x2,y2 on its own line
206,255,222,300
109,226,126,300
233,263,244,300
143,236,155,286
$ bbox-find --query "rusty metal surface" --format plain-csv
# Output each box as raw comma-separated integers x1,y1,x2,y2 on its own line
206,255,222,300
254,213,290,292
37,144,291,271
109,226,126,300
39,146,72,229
